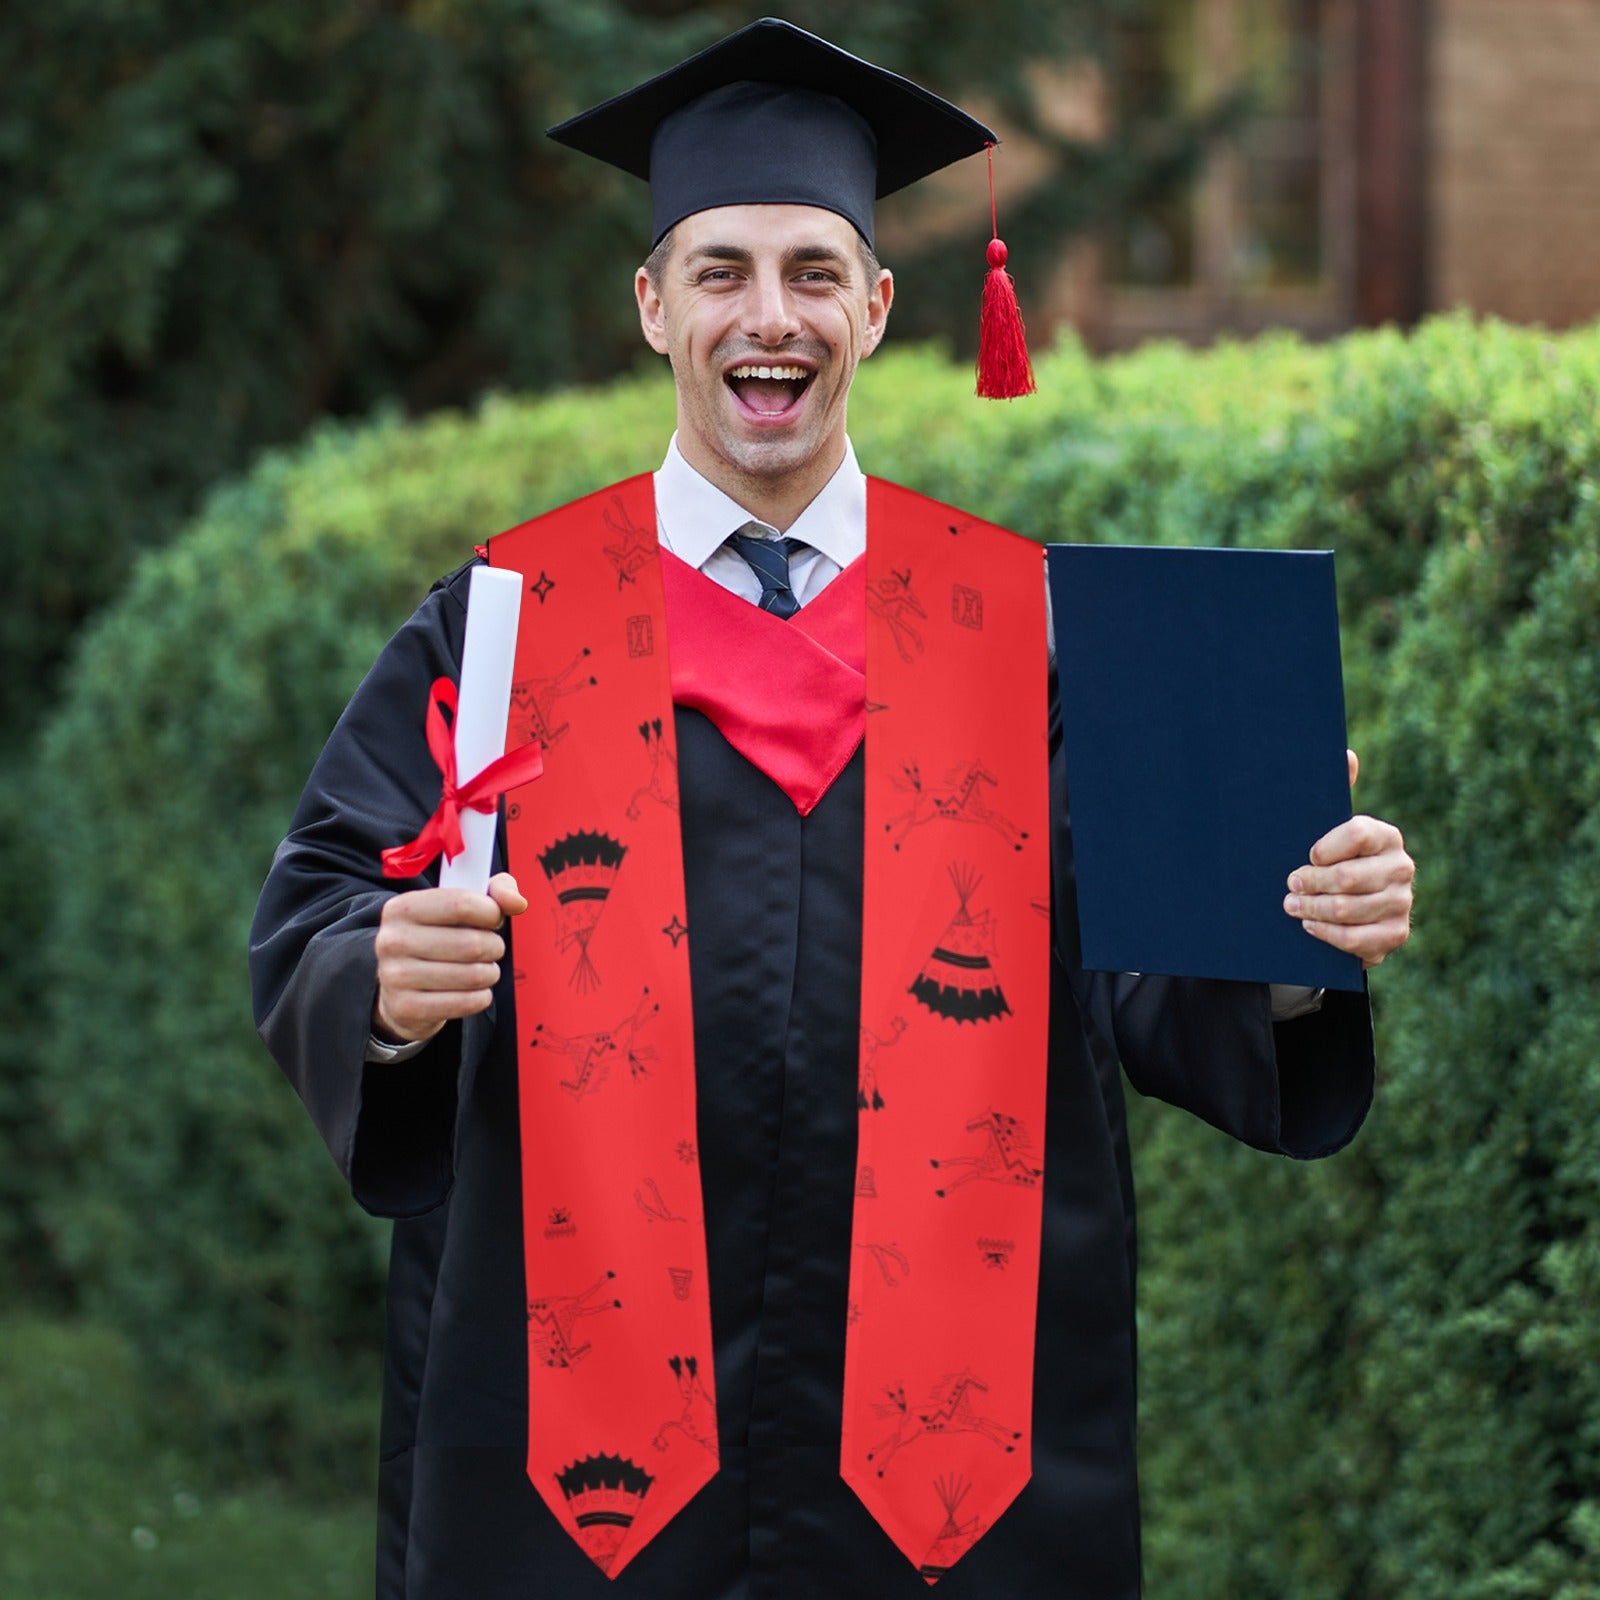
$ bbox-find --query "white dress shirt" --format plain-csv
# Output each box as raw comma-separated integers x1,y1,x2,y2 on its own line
654,433,863,605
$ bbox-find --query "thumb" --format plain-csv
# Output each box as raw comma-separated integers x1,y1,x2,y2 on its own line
488,872,529,918
1347,748,1360,791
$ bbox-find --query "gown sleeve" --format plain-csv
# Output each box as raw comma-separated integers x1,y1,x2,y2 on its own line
248,561,501,1216
1046,673,1375,1160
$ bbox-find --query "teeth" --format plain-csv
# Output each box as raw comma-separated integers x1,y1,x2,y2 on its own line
727,365,809,381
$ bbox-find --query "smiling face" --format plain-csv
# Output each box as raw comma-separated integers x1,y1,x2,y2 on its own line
635,204,893,528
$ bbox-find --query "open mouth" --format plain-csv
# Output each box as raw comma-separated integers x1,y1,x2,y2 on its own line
725,363,813,418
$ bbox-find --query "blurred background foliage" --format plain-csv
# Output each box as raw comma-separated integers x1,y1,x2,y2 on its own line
5,1,1600,1594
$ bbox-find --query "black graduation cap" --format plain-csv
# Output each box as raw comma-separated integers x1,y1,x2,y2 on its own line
547,16,999,249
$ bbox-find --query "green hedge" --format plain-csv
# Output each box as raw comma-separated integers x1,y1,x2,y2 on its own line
1126,324,1600,1600
33,317,1600,1597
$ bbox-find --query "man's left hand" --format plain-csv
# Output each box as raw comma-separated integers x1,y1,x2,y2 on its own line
1284,750,1415,968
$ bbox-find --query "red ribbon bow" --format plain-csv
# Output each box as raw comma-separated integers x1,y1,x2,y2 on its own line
381,677,545,879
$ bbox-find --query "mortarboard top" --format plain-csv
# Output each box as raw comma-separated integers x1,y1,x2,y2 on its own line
546,17,998,248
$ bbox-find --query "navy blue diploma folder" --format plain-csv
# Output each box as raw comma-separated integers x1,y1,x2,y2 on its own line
1047,543,1364,993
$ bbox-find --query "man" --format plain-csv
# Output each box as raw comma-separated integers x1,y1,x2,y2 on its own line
250,19,1414,1599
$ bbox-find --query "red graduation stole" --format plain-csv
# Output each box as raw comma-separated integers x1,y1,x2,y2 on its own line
489,474,1048,1583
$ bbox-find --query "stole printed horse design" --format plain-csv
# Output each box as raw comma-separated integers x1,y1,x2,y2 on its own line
858,1016,908,1111
625,718,679,819
601,495,656,589
531,989,660,1099
527,1272,622,1368
510,647,597,749
865,1370,1022,1476
884,759,1029,853
930,1110,1044,1197
652,1354,718,1458
866,566,926,664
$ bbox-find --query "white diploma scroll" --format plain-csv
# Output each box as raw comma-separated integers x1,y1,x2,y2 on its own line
439,565,524,894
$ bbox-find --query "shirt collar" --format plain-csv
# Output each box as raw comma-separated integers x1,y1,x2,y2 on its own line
654,434,866,571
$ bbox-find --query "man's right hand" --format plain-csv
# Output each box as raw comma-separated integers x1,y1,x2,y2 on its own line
372,872,529,1045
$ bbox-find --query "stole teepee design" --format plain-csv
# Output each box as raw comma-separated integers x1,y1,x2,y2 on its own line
909,865,1010,1023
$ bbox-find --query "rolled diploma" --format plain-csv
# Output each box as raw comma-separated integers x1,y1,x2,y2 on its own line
439,565,524,893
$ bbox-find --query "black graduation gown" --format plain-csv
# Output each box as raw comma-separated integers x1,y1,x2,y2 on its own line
250,559,1374,1600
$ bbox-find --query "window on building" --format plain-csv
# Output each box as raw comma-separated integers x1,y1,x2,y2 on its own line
1100,0,1355,344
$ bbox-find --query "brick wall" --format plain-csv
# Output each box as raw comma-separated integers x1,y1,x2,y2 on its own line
1431,0,1600,327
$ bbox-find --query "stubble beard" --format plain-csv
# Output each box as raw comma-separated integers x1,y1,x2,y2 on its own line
686,335,844,489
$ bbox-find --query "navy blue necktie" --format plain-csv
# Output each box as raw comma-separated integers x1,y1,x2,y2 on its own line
727,527,806,619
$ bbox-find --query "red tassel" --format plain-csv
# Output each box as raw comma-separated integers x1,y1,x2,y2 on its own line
977,239,1036,399
976,145,1035,400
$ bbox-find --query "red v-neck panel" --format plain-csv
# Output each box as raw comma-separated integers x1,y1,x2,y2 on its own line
791,551,866,671
659,550,866,815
